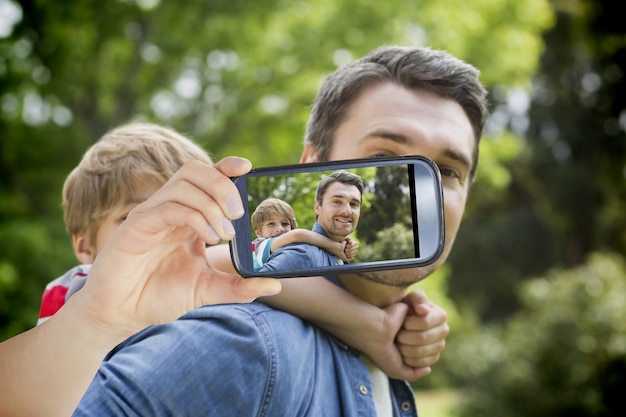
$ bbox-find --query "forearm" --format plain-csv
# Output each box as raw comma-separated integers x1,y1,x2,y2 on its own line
262,279,435,381
272,229,341,255
206,241,395,365
302,233,342,256
261,277,385,349
0,295,132,417
206,241,382,346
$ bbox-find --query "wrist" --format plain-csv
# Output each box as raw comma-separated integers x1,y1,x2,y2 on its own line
61,291,137,351
333,305,388,354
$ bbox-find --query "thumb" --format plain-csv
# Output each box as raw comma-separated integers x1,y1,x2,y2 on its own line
382,302,410,334
232,277,282,303
403,289,432,316
197,273,282,306
395,366,433,382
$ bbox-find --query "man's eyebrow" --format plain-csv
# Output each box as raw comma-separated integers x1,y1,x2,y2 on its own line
330,193,362,202
367,130,473,172
442,148,473,173
367,131,410,144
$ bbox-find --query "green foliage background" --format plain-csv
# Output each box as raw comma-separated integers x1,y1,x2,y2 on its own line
447,253,626,416
1,0,624,414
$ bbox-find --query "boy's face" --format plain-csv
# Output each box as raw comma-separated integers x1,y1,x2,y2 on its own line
256,214,293,239
92,203,139,254
73,183,162,264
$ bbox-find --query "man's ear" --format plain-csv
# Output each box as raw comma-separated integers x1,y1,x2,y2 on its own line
314,200,321,216
300,144,319,163
71,234,96,264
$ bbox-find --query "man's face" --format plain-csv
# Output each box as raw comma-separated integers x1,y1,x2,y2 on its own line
314,181,361,242
256,214,293,239
301,82,474,286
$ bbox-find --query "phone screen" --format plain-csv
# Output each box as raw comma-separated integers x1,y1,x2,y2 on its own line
229,156,444,278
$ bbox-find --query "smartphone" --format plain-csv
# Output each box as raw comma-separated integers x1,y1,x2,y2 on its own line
229,155,444,278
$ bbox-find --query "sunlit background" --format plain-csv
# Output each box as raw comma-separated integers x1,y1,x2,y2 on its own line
1,0,624,415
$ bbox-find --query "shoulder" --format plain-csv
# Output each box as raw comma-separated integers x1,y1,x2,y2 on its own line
118,303,298,355
77,303,317,414
176,302,299,342
252,237,273,253
37,265,91,324
252,237,267,245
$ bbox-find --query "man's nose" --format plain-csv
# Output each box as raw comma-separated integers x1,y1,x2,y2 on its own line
338,203,352,215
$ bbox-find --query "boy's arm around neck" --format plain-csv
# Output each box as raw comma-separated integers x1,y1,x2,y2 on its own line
206,243,430,380
270,229,349,262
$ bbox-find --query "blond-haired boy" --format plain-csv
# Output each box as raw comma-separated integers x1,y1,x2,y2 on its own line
37,123,212,324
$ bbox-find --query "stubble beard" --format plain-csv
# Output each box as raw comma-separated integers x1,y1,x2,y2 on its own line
355,262,439,288
360,235,454,287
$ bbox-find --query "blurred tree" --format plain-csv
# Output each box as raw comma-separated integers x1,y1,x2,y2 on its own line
356,165,413,243
357,222,415,262
448,252,626,417
447,0,626,321
246,170,323,232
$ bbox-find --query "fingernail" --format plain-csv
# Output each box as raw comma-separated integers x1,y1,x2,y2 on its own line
222,218,235,237
206,225,220,242
226,195,244,218
231,156,250,166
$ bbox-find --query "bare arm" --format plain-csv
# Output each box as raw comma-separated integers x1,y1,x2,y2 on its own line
206,243,443,380
0,158,281,417
270,228,356,262
263,277,436,380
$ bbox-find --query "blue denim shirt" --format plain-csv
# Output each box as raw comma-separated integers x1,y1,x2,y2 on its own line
258,223,342,272
73,301,419,416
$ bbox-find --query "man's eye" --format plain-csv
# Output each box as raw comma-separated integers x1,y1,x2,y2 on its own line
370,152,394,158
439,166,461,180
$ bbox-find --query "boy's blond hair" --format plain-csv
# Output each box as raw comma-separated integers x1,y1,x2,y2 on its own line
63,123,212,245
251,198,298,233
